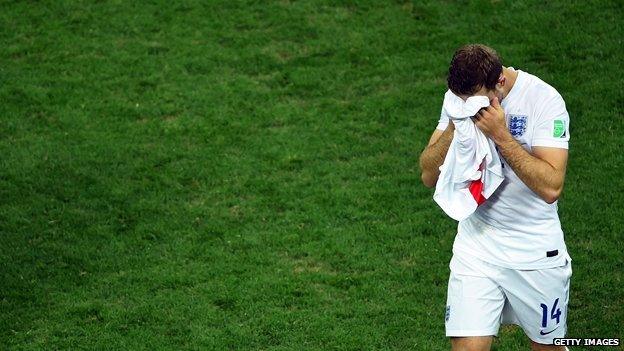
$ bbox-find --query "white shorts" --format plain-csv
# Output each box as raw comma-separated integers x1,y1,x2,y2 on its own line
445,253,572,344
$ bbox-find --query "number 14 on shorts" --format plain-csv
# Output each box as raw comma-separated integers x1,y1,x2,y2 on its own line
540,298,561,333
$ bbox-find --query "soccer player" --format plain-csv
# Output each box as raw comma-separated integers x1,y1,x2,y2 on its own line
419,44,572,351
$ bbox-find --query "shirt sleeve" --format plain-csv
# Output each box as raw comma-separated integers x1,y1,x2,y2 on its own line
532,94,570,149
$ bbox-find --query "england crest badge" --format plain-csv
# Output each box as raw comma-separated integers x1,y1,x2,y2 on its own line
509,115,528,137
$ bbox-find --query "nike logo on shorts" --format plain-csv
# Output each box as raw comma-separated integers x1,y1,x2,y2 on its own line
540,327,559,335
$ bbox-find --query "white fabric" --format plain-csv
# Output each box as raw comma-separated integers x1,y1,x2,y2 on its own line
436,68,572,269
433,90,504,221
445,253,571,344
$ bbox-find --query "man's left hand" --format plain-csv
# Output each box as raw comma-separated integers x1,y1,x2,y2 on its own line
472,96,511,144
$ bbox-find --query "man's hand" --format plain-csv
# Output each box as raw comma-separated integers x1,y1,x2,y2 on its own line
472,96,511,144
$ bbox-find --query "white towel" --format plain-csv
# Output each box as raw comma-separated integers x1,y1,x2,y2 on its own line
433,90,504,221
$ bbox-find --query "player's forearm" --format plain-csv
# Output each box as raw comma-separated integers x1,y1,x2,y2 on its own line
419,124,454,188
495,134,564,203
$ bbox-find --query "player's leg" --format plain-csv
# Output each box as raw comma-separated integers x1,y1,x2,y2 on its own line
499,260,572,349
451,336,493,351
445,255,506,351
529,340,566,351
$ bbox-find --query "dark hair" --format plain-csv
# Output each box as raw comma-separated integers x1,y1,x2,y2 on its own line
447,44,502,95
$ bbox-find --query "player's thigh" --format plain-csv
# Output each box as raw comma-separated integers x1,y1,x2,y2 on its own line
451,336,493,351
501,261,572,345
445,263,506,337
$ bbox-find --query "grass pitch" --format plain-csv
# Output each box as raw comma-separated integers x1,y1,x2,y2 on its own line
1,0,623,350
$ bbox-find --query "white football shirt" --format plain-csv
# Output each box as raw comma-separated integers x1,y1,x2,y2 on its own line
435,68,571,269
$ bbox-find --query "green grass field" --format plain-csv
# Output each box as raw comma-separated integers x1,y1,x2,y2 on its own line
1,0,623,349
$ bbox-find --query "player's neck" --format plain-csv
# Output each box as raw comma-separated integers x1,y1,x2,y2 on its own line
501,67,519,99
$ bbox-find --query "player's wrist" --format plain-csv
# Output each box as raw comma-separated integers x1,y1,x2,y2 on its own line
492,129,514,146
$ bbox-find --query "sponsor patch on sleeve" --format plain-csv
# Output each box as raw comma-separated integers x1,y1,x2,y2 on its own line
553,119,566,138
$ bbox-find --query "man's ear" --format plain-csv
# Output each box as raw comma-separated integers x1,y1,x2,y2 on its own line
497,75,506,87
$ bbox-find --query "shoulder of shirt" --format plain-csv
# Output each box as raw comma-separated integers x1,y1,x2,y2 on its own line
519,70,565,105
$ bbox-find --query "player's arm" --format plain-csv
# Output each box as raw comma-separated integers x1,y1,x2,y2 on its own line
473,97,567,204
495,141,567,203
419,122,455,188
